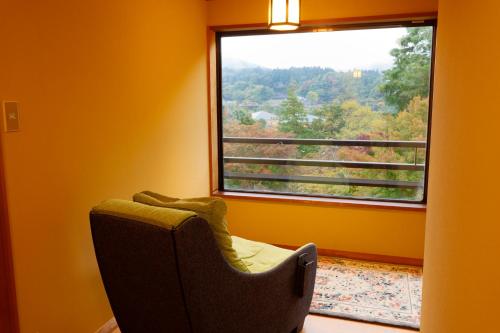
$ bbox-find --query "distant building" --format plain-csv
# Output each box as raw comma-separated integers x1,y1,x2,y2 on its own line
251,111,277,121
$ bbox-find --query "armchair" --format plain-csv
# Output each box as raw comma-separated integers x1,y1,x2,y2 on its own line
90,199,317,333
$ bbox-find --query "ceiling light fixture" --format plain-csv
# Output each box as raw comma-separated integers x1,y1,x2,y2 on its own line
268,0,301,31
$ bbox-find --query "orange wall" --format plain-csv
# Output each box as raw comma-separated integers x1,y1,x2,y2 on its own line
0,0,441,331
208,0,438,25
226,199,426,258
207,0,438,259
0,0,208,332
422,1,500,332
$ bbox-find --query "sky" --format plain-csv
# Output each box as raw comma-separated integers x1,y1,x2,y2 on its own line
221,27,407,71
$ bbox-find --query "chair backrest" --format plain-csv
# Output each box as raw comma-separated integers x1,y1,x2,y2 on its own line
90,211,206,333
173,217,314,333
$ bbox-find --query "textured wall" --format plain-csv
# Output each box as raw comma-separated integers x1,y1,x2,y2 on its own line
0,0,208,331
422,1,500,332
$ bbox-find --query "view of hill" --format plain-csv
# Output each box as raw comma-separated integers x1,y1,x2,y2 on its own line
221,27,434,201
222,57,261,70
222,67,387,111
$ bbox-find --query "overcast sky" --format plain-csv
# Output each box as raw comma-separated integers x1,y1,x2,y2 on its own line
221,27,407,71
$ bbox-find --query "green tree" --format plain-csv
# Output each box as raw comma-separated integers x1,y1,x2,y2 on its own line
380,27,433,111
311,103,345,139
278,87,321,156
278,88,308,135
245,85,274,103
233,108,255,125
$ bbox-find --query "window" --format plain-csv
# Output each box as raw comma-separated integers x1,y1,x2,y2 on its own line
215,20,436,203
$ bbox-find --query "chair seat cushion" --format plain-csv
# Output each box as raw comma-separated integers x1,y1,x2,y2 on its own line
231,236,294,273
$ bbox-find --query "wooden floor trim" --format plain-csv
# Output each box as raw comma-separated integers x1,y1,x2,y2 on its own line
101,315,414,333
275,244,423,267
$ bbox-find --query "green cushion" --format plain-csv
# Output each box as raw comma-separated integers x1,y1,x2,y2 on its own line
133,191,250,273
92,199,196,229
231,236,294,273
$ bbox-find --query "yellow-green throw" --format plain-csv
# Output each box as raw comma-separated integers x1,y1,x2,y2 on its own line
92,199,196,229
133,191,249,272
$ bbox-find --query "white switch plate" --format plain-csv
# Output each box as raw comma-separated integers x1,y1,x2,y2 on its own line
2,101,20,132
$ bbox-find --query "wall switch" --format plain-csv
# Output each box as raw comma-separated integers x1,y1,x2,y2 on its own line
2,101,20,132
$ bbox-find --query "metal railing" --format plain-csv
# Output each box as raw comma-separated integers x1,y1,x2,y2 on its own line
222,137,427,190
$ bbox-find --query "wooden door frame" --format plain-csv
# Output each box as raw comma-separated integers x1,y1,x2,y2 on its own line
0,133,19,333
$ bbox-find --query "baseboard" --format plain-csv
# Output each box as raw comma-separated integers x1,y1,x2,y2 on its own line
95,318,117,333
274,244,423,267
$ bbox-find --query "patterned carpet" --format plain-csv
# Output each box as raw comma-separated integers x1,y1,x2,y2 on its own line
310,257,423,330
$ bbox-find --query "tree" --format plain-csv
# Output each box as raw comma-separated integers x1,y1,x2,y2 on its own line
311,103,345,139
245,85,274,103
233,108,255,125
278,87,322,156
278,87,308,135
380,27,433,112
339,100,380,139
389,96,429,141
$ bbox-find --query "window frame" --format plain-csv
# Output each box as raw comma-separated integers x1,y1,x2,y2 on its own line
210,17,437,208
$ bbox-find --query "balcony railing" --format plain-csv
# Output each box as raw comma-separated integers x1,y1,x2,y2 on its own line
222,137,427,190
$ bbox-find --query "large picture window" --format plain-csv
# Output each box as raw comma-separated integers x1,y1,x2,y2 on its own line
216,21,436,203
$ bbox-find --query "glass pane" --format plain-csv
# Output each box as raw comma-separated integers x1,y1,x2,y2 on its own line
220,25,434,202
271,0,287,23
288,0,300,24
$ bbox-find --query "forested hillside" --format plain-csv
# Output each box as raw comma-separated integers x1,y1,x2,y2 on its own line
222,67,386,111
221,27,433,201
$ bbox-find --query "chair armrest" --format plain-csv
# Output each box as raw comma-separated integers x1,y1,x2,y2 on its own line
244,243,317,297
296,249,316,297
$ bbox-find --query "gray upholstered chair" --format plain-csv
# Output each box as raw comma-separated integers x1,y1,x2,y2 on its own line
90,199,317,333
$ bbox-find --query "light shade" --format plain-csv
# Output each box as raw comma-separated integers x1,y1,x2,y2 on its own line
268,0,301,31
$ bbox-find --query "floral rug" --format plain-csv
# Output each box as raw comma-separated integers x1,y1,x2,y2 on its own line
310,257,423,330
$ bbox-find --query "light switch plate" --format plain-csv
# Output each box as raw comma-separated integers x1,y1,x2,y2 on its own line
2,101,20,132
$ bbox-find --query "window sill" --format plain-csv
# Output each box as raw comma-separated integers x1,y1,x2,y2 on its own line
212,191,427,212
